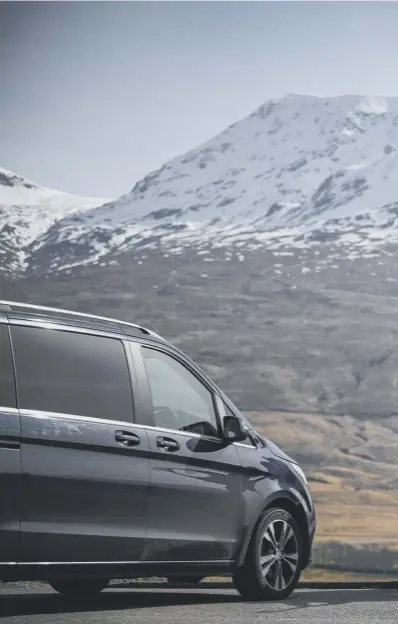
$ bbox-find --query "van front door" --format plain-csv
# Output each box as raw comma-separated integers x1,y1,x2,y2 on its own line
131,344,245,564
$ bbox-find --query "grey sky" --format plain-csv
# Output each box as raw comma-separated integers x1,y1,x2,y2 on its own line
2,1,398,198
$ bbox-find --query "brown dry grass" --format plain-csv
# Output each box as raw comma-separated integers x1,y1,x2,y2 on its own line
311,482,398,543
245,410,398,545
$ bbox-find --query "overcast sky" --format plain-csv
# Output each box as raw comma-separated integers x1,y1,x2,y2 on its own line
2,1,398,198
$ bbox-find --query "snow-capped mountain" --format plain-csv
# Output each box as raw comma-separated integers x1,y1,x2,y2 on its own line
26,93,398,275
0,167,110,276
2,93,398,278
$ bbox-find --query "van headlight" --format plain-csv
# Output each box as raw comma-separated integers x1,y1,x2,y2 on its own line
290,463,307,486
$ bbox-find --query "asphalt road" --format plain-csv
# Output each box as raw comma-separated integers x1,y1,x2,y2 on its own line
2,582,398,624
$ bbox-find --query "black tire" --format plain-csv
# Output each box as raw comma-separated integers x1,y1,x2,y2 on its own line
167,576,204,584
48,577,109,597
233,507,303,601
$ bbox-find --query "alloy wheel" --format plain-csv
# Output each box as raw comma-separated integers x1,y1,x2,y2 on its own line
260,519,299,591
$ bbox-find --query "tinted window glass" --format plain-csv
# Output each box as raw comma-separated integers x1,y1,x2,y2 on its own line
0,323,16,408
142,347,219,437
11,326,133,422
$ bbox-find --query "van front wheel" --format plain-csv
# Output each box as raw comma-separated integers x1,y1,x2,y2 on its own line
233,507,303,601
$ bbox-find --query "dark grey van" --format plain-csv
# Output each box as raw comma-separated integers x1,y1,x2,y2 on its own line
0,300,315,601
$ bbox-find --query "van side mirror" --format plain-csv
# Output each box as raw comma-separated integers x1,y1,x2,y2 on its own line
223,415,247,443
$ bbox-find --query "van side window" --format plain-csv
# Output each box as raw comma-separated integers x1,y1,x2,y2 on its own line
0,324,16,408
142,347,219,437
11,325,134,422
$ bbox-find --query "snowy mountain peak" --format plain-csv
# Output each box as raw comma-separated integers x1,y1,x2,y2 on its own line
0,166,39,191
0,167,112,275
3,93,398,277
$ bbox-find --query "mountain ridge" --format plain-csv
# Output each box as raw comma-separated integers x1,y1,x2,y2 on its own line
18,92,398,276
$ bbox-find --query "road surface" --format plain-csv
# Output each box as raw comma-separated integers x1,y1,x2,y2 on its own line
1,582,398,623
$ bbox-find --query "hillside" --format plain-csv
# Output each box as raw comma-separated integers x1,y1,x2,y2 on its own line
3,246,398,418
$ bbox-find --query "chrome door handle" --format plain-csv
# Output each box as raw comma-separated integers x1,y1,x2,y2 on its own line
156,436,180,452
115,430,140,447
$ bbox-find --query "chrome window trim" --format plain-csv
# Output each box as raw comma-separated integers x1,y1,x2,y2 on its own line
20,408,259,448
20,409,236,444
0,406,19,415
139,422,215,441
20,409,136,430
21,409,203,439
234,442,257,450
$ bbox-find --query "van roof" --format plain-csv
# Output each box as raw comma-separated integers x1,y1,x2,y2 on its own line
0,299,166,343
